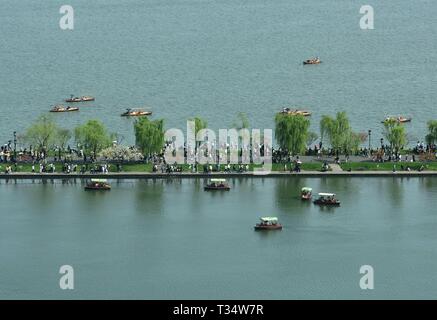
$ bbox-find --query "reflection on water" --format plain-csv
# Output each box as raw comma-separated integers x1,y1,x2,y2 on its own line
1,177,437,299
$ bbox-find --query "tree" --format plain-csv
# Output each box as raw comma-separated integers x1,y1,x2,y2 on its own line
320,112,360,154
275,114,310,155
74,120,112,158
425,120,437,146
134,117,164,158
383,119,407,156
99,145,144,161
306,131,318,147
57,128,72,150
189,117,208,139
24,115,59,153
231,112,250,130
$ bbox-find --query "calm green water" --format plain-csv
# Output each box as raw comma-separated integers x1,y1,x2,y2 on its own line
1,0,436,144
1,177,437,299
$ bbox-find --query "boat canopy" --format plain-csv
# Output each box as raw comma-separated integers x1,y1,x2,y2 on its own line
91,179,107,183
302,187,312,192
260,217,278,222
210,178,226,182
318,192,335,197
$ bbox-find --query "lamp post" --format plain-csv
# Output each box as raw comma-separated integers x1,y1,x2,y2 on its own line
13,131,17,162
368,130,372,150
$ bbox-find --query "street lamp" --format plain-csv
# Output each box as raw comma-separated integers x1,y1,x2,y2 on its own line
368,130,372,150
13,131,17,161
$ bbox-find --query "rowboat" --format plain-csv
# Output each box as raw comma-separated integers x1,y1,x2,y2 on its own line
50,105,79,113
84,179,111,191
65,95,95,102
120,108,152,117
81,96,95,102
313,193,340,206
204,178,230,191
254,217,282,230
303,57,321,65
382,116,412,124
301,187,312,200
280,107,311,116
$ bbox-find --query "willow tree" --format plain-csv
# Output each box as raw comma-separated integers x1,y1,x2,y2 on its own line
320,112,360,154
74,120,113,158
425,120,437,145
275,114,310,155
383,119,407,156
24,115,59,153
190,117,208,137
231,112,250,130
134,117,164,158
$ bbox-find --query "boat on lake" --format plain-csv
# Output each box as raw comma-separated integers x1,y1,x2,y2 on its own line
254,217,282,231
65,95,95,102
303,57,321,65
81,96,95,102
279,107,311,116
84,179,111,191
120,108,152,117
313,193,340,206
204,178,230,191
301,187,312,200
50,105,79,113
382,116,412,124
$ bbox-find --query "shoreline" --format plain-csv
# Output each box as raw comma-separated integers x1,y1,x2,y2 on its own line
1,171,437,179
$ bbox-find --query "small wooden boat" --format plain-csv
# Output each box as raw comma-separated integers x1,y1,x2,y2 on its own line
120,108,152,117
313,193,340,206
280,107,311,117
50,105,79,113
303,57,321,65
65,95,95,102
301,187,312,200
204,178,230,191
382,116,412,124
254,217,282,231
84,179,111,191
81,96,95,102
65,95,82,103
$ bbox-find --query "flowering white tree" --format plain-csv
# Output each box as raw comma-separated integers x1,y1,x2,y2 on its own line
99,145,144,161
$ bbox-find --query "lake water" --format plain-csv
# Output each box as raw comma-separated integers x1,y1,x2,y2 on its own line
1,0,436,145
1,177,437,299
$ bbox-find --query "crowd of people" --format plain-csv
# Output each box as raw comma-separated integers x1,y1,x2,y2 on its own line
1,137,437,175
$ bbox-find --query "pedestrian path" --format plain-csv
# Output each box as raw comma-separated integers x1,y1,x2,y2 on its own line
330,163,343,172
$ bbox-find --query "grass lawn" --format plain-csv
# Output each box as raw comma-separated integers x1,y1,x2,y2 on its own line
340,162,437,171
7,161,437,173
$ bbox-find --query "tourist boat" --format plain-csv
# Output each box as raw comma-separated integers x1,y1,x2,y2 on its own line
301,187,313,200
382,116,412,124
313,193,340,206
120,108,152,117
303,57,321,65
65,95,82,103
81,96,95,102
50,105,79,113
204,178,230,191
254,217,282,231
84,179,111,191
81,96,96,102
279,107,311,117
65,95,95,102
